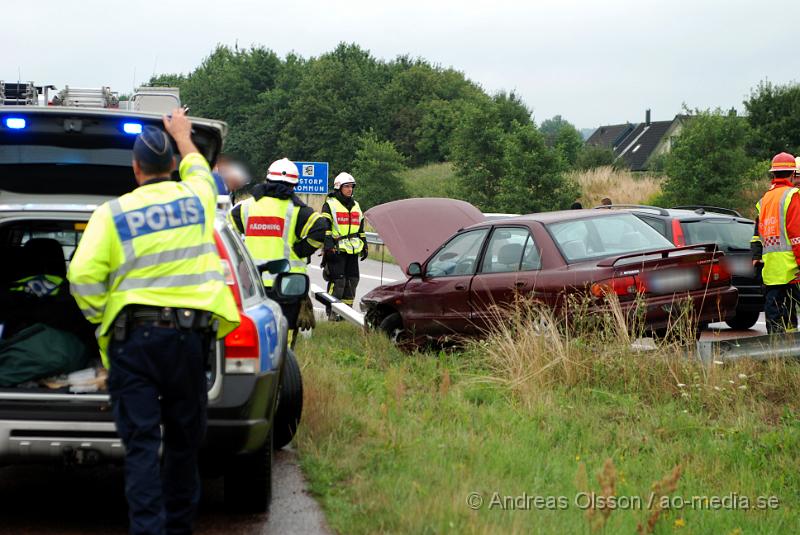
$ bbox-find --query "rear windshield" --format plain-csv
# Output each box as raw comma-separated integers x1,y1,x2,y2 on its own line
547,213,674,263
681,219,753,251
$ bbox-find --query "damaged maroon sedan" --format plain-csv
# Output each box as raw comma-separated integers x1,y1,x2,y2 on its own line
361,199,738,344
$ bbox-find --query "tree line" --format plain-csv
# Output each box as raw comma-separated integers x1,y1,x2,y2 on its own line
152,44,800,214
659,82,800,213
151,43,588,212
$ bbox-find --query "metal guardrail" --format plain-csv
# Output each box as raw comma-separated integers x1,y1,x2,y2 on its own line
310,283,365,328
365,231,383,245
696,332,800,364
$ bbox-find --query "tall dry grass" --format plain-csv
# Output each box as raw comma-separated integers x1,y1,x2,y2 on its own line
568,166,664,207
469,295,800,413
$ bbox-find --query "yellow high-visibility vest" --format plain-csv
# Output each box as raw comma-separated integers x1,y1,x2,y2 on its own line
11,274,63,297
68,153,240,367
757,184,800,285
324,197,364,254
238,196,307,287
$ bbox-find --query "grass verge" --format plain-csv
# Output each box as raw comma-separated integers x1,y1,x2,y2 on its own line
400,162,458,199
568,166,665,207
366,247,397,265
294,306,800,534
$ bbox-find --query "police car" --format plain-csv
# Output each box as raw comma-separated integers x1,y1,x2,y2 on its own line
0,107,302,513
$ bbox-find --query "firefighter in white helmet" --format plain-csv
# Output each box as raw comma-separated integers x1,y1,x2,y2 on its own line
229,157,326,338
320,172,367,318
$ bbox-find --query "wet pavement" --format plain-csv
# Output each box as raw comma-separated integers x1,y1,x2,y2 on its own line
0,448,330,535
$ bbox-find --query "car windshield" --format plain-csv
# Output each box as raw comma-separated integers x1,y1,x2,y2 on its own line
681,219,753,251
547,213,674,262
426,228,489,278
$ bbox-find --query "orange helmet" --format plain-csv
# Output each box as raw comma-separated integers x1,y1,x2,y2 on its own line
770,152,796,173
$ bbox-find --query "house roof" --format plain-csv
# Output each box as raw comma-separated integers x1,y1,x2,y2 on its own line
614,120,675,171
585,114,686,171
585,123,635,150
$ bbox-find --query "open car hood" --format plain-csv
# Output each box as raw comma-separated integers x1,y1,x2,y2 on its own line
365,198,485,273
0,106,226,197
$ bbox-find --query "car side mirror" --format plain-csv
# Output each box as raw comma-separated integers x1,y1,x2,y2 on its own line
272,272,309,303
407,262,422,277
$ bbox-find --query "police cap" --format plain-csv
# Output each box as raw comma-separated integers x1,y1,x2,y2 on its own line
133,126,175,170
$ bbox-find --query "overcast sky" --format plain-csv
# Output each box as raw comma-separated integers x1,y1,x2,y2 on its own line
4,0,798,129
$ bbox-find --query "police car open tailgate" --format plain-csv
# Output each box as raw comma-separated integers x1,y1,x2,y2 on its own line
0,106,225,197
364,198,485,273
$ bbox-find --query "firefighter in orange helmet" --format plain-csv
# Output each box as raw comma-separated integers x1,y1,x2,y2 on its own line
752,152,800,333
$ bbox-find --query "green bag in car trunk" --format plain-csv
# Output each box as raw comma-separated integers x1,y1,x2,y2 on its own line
0,323,91,387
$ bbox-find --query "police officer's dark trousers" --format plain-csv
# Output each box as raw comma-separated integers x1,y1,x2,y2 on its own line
764,283,800,334
108,325,207,535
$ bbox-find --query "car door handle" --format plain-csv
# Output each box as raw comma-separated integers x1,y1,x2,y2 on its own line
455,283,467,290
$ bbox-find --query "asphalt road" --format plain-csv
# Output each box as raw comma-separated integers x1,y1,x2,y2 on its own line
306,257,405,314
0,448,330,535
705,313,767,340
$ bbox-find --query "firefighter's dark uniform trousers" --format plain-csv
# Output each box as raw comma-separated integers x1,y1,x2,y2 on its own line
326,252,360,307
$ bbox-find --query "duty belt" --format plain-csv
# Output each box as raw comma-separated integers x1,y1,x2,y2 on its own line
113,305,215,341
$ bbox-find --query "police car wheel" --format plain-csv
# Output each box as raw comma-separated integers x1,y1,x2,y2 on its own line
224,426,273,513
274,349,303,450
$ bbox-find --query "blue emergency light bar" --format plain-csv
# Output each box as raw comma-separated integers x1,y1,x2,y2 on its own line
122,122,143,135
3,117,26,130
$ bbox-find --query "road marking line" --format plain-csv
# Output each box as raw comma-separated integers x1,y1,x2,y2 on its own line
307,264,397,283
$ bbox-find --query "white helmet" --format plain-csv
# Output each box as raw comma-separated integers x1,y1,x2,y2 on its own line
333,172,356,190
266,157,299,185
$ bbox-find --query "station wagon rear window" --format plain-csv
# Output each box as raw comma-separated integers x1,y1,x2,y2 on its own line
681,219,753,251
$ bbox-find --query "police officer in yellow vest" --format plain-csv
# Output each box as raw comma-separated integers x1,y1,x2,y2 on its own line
229,157,326,331
752,152,800,334
321,172,367,316
68,109,240,535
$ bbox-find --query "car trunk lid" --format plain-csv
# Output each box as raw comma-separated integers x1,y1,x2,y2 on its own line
593,245,731,298
0,107,225,198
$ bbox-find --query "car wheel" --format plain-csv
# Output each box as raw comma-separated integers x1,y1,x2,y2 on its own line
379,312,407,344
725,310,760,330
224,426,273,513
274,349,303,450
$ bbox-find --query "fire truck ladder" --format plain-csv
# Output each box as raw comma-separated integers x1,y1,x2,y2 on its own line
56,86,119,108
0,81,38,105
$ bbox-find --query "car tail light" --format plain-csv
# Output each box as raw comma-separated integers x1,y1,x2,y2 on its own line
591,275,641,299
672,220,686,247
700,262,730,286
224,312,260,374
214,231,241,306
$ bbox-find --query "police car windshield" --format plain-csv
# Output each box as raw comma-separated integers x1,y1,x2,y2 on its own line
681,220,753,251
